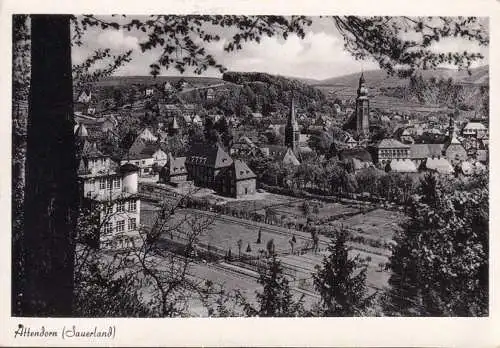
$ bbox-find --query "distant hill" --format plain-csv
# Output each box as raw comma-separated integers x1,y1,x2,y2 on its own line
314,65,489,88
91,75,224,88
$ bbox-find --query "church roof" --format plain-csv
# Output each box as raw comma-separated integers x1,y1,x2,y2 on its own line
282,148,300,166
409,144,444,159
376,138,409,149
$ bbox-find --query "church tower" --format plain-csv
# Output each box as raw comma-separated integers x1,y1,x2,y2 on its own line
355,73,370,139
447,112,456,139
285,94,300,153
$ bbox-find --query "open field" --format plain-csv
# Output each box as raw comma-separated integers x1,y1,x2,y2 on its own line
332,208,408,240
140,202,394,300
224,192,362,221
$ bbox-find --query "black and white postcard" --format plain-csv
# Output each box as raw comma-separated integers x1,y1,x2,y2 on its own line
1,0,499,346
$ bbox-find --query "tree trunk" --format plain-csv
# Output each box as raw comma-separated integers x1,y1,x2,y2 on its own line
12,15,30,316
22,15,77,316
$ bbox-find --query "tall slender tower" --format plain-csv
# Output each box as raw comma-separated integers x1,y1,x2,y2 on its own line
355,73,370,139
285,94,300,153
448,113,455,139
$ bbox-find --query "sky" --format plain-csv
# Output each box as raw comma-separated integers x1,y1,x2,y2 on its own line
71,16,489,81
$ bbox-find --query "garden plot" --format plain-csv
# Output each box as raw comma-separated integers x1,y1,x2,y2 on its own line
333,208,407,239
225,192,363,221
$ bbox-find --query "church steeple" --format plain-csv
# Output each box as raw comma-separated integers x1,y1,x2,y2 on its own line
355,72,369,139
285,93,300,153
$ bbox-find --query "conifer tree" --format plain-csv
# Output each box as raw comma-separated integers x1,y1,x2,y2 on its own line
239,254,304,317
313,229,374,316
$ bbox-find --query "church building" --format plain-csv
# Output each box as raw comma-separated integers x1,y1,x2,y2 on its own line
343,73,370,140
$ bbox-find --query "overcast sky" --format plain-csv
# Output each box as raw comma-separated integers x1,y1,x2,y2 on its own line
71,16,489,81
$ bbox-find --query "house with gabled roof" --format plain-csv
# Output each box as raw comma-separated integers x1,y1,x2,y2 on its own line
419,157,454,175
184,143,257,197
159,153,188,185
121,139,167,176
216,159,257,198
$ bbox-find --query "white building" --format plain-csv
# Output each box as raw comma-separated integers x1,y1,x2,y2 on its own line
77,141,141,250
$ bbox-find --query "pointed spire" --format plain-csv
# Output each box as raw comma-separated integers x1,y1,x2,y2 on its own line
172,116,179,129
75,123,88,137
357,72,368,97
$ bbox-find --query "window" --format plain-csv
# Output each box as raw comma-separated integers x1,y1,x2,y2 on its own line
142,160,146,164
106,179,112,190
128,218,137,230
113,178,121,189
105,204,113,214
99,178,106,190
116,220,125,233
104,222,113,234
117,201,125,213
129,200,137,212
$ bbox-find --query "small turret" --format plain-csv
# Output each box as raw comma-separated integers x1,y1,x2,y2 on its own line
120,163,139,194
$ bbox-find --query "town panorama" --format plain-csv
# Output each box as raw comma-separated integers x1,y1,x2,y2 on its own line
12,15,489,318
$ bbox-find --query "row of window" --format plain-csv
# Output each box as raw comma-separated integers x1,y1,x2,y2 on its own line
104,200,137,214
379,149,409,158
89,158,107,167
98,178,121,190
104,218,137,234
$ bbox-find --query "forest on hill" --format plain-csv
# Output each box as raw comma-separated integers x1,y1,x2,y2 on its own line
381,75,489,115
221,71,328,116
314,65,489,88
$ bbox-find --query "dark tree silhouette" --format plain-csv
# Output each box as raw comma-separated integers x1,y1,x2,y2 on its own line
313,229,374,316
238,254,304,317
22,15,78,316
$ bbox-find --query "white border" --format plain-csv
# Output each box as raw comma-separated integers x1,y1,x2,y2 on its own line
1,0,498,346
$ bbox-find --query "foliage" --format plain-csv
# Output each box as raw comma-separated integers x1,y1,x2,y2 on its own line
73,16,487,77
386,172,488,316
238,254,305,317
74,15,313,75
308,131,334,156
312,228,374,316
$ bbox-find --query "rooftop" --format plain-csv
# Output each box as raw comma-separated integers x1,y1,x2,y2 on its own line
376,138,410,149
